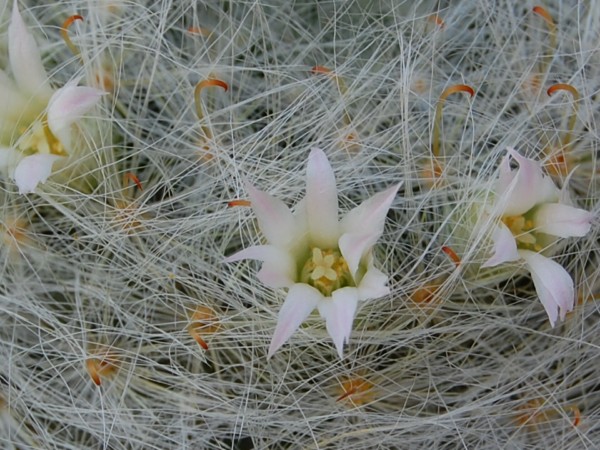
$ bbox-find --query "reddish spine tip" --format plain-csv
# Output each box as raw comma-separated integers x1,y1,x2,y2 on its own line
86,359,102,386
125,172,143,191
532,6,555,26
227,199,251,208
442,246,461,267
187,26,210,37
63,14,84,29
428,15,445,28
196,79,229,93
311,65,331,74
546,83,579,98
194,335,209,350
336,389,357,402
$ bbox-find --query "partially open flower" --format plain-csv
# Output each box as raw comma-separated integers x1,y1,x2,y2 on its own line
0,1,104,194
226,147,399,358
482,148,593,326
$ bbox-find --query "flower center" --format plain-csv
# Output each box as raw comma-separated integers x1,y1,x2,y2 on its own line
18,117,66,157
502,214,542,252
300,247,353,296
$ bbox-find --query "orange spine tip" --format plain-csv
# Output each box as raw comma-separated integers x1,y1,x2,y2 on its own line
440,84,475,101
546,83,580,150
124,172,143,191
193,334,209,350
568,406,581,427
86,358,102,386
428,15,445,28
187,26,210,37
336,388,357,402
195,79,229,93
311,65,333,75
228,199,251,208
63,14,84,28
432,84,475,158
547,83,579,99
442,246,461,267
194,79,229,134
532,6,555,26
61,15,84,57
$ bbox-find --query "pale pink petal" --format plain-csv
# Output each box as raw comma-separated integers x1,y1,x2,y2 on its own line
341,183,400,236
224,245,296,288
498,148,558,216
8,0,51,97
481,222,520,268
533,203,593,238
306,147,338,247
357,261,389,301
317,287,359,358
47,83,104,151
268,283,322,358
338,232,377,279
13,153,63,194
245,181,296,248
519,250,574,327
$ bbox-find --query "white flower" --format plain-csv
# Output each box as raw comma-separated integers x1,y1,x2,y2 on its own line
226,147,399,358
0,0,104,194
482,147,593,326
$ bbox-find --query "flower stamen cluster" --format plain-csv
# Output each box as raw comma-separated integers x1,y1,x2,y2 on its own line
301,248,353,296
501,214,540,251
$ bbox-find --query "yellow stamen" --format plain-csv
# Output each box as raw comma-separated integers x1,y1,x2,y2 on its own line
301,248,352,296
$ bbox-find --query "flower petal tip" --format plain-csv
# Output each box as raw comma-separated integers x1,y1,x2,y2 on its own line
14,154,63,194
9,0,50,96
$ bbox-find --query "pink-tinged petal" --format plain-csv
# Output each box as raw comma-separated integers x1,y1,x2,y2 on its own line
533,203,593,238
8,0,51,97
519,250,574,326
306,147,338,247
268,283,322,358
245,181,296,247
341,183,400,236
338,232,377,280
47,83,105,150
0,146,21,169
317,287,359,358
357,262,389,301
224,245,296,288
498,148,558,216
481,222,520,268
13,153,63,194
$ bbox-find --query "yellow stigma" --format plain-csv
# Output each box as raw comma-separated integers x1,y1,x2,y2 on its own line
301,247,353,296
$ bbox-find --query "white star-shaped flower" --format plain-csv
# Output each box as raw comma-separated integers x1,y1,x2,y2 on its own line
0,0,104,194
482,148,593,326
226,147,400,358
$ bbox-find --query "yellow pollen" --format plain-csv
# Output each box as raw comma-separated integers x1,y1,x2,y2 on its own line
301,247,353,296
310,248,338,281
19,116,67,157
502,214,540,250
